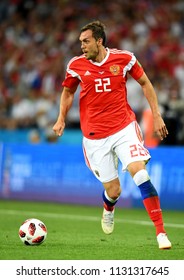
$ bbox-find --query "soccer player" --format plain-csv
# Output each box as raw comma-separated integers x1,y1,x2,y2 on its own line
53,21,171,249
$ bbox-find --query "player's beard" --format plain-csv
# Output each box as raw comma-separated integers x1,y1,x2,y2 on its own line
86,44,99,61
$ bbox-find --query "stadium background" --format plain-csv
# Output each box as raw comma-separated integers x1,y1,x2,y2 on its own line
0,0,184,211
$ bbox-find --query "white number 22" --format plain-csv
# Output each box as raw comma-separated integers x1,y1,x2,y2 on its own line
95,78,111,92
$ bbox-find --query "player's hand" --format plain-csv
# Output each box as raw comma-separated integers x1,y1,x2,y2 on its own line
154,116,168,141
53,120,65,136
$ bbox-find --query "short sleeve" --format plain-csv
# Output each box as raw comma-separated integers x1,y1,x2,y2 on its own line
62,76,80,89
129,60,144,80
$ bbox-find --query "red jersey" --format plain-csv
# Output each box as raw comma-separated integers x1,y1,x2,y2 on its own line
62,48,144,139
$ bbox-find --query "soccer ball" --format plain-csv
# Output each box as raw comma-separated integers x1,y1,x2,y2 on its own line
19,218,47,245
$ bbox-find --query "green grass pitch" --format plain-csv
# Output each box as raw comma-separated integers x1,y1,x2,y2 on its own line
0,200,183,260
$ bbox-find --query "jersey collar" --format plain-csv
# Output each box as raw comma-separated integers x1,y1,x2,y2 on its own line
89,48,110,66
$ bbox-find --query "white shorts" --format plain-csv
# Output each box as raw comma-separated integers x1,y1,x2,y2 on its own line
82,121,151,183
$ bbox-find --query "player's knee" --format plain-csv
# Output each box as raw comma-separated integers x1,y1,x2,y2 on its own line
128,161,146,177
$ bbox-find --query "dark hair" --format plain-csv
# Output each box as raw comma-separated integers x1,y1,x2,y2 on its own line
80,20,106,46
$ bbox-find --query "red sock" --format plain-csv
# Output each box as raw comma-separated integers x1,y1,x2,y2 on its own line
104,202,114,212
143,196,166,236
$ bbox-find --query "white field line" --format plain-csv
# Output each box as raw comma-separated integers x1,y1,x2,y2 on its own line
0,209,184,229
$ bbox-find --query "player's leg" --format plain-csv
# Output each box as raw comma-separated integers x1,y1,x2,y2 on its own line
128,161,171,249
82,136,120,234
101,178,121,234
113,121,171,248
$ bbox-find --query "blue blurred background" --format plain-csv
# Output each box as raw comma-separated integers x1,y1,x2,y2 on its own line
0,0,184,210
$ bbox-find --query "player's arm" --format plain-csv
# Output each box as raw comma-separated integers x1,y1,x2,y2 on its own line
137,72,168,141
53,86,77,136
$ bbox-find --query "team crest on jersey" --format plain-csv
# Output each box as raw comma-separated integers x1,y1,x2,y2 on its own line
109,65,120,75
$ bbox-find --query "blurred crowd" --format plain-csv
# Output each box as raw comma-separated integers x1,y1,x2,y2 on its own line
0,0,184,145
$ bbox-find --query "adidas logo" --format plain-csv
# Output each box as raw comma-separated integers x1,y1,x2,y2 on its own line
84,70,91,76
